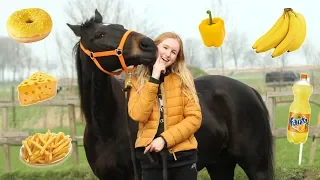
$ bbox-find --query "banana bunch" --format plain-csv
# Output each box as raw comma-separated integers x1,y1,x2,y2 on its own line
252,8,307,58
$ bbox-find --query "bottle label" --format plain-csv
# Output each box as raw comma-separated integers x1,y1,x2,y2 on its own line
287,112,310,133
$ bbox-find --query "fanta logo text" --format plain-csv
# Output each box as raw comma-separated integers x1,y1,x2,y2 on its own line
290,116,308,127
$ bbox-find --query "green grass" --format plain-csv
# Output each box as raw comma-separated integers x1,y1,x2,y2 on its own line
187,65,209,78
0,69,319,179
3,106,46,129
1,104,320,178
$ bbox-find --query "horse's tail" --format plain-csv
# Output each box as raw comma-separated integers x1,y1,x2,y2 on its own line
251,88,275,180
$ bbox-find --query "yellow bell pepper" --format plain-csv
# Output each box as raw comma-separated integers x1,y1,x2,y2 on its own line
198,10,225,48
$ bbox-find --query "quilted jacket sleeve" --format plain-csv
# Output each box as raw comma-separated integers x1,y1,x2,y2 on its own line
128,76,159,123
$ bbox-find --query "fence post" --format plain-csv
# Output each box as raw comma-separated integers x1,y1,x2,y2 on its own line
11,86,16,128
266,93,276,163
2,107,11,172
309,112,320,165
68,104,79,165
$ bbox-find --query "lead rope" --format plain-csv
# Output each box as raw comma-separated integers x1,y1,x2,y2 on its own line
123,72,140,180
123,72,168,180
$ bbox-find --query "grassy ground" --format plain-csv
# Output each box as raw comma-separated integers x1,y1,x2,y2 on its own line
0,70,319,179
1,103,320,178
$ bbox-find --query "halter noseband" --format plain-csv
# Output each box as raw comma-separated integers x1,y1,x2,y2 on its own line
79,30,137,75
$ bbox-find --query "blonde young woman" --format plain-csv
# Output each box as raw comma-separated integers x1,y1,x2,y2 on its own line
128,32,202,180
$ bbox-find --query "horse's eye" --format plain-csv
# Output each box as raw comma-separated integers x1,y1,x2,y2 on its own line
95,33,105,39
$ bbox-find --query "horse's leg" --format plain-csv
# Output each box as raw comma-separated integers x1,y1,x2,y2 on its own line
205,150,237,180
236,152,273,180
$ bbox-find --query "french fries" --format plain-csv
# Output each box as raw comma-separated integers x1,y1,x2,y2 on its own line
20,130,72,165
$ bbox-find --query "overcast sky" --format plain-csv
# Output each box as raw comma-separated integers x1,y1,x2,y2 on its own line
0,0,319,71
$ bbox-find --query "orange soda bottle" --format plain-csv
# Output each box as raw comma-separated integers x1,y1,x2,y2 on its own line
287,73,313,144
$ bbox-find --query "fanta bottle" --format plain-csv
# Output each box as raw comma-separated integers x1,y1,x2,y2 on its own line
287,73,313,144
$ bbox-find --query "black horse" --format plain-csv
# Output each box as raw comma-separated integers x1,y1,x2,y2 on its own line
67,9,274,180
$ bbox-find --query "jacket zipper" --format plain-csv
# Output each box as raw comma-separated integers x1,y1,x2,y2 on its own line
148,86,161,145
161,84,177,161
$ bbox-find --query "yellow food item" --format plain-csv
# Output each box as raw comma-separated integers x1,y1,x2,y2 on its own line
199,10,225,48
17,72,57,106
6,8,53,43
21,130,72,165
252,8,306,58
271,11,300,58
252,11,286,49
287,10,307,52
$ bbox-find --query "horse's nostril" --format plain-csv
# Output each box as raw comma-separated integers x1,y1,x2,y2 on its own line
139,38,155,51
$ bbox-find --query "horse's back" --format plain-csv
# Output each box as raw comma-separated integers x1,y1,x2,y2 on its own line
194,75,272,153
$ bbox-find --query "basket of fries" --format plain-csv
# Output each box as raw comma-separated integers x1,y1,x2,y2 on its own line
19,130,72,167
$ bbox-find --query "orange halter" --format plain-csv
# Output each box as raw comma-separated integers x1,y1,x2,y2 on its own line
79,30,137,76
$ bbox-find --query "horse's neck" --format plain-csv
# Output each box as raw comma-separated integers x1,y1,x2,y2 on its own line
89,74,126,138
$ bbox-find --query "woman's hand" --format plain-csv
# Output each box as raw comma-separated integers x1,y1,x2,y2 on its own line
144,137,165,154
151,55,166,80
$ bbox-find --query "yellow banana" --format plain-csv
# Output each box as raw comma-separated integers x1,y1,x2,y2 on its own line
252,11,285,49
255,11,290,53
287,11,306,52
272,11,300,58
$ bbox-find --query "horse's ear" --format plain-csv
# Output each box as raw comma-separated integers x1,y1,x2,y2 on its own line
67,23,81,37
94,9,103,23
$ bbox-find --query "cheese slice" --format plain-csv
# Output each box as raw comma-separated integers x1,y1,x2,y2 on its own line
17,72,58,106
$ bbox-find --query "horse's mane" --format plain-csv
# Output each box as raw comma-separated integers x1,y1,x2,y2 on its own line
81,16,99,28
71,16,99,123
72,41,88,122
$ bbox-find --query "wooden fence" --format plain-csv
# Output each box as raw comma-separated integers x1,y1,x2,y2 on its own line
266,89,320,164
0,100,82,173
1,89,320,173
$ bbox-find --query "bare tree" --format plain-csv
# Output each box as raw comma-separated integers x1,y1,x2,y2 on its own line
17,44,34,80
277,53,289,68
183,38,202,67
64,0,160,38
224,31,248,69
54,31,70,78
0,37,37,82
204,48,220,69
208,0,232,25
259,51,276,69
242,50,261,68
300,40,317,65
1,38,23,81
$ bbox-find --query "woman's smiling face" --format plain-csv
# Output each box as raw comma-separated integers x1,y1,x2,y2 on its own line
157,38,180,67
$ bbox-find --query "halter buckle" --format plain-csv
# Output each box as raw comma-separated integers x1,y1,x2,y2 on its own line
115,48,123,56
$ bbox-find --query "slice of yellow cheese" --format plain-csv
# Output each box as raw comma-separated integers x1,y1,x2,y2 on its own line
17,72,57,106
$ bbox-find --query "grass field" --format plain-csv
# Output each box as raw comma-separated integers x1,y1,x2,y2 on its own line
0,70,320,179
1,103,320,178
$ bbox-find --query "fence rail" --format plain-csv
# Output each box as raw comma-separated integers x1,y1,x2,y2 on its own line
1,89,320,173
266,89,320,164
1,102,81,173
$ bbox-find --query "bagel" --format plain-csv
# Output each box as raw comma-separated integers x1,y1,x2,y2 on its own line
6,8,53,43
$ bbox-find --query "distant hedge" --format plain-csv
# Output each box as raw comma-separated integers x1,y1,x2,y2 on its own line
186,65,208,78
1,167,319,180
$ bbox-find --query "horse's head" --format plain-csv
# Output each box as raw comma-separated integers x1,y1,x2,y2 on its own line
67,9,157,75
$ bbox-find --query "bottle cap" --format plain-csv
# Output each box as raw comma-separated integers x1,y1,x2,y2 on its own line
300,73,308,79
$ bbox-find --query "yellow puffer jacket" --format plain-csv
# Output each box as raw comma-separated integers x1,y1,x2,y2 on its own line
127,72,202,159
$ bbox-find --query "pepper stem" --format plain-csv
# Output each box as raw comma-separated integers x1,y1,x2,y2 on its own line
206,10,213,25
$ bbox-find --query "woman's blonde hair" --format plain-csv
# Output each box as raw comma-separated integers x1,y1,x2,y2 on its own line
135,32,199,105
